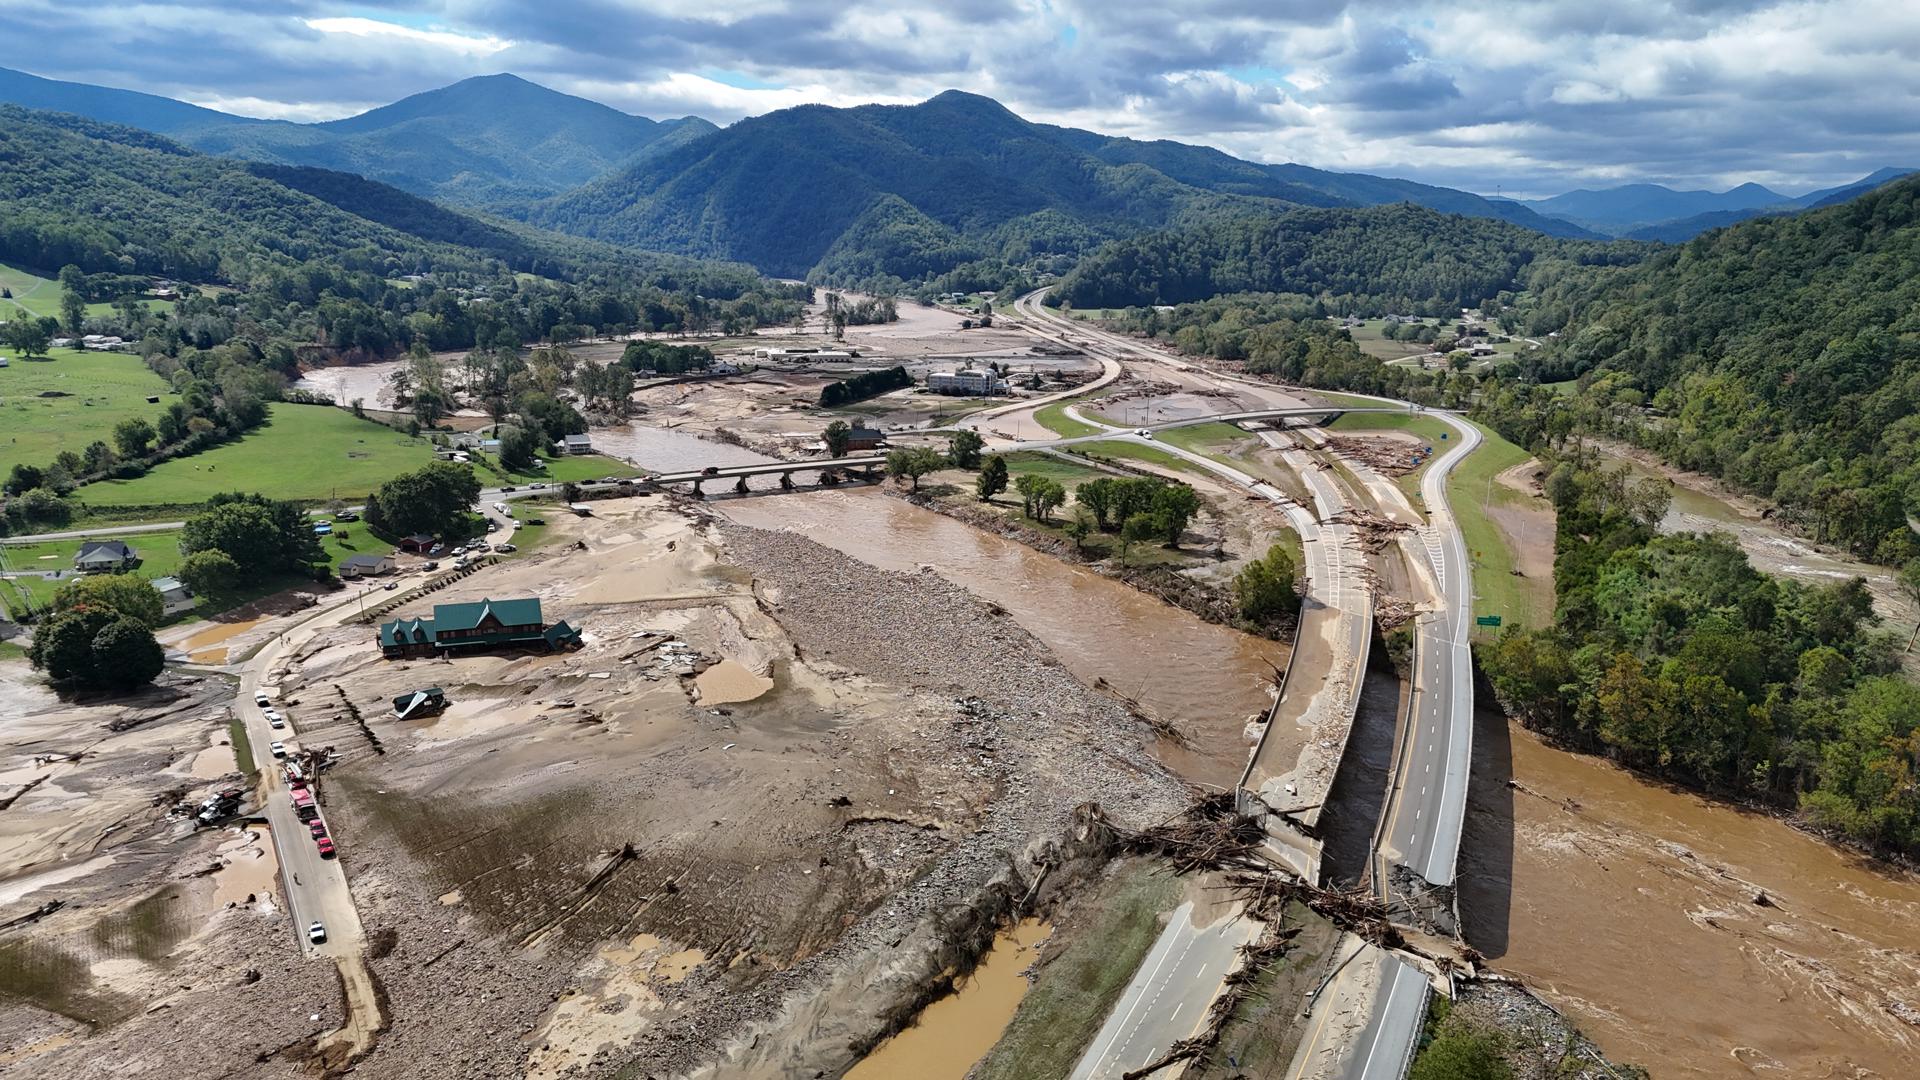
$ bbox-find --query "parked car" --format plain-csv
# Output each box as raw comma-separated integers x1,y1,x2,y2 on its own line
334,511,359,522
472,543,491,553
526,517,546,526
315,836,337,859
269,741,287,759
501,485,517,492
265,710,286,730
429,543,446,556
529,482,547,489
451,546,467,556
496,543,517,553
384,582,399,590
308,921,327,944
253,690,271,707
423,560,440,571
310,820,328,839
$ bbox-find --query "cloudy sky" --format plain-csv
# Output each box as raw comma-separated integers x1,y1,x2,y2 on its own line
4,0,1917,197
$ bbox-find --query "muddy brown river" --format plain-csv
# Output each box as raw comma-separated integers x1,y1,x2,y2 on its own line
721,491,1288,790
625,414,1920,1075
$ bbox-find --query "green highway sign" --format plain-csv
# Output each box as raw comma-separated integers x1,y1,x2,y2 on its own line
1475,615,1503,627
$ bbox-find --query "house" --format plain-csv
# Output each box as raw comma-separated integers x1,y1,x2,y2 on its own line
339,553,397,579
150,576,195,615
843,425,886,452
74,540,139,573
398,533,436,553
561,433,593,455
927,368,1009,396
377,597,583,658
391,687,449,720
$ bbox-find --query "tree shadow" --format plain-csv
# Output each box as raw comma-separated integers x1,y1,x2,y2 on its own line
1457,693,1515,960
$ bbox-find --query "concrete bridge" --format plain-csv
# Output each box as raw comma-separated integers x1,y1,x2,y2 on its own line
641,455,889,496
1012,405,1410,450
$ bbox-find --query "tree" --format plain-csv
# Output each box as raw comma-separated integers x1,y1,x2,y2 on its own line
1119,513,1157,561
1235,544,1300,623
1076,477,1117,529
1032,478,1066,522
178,549,240,597
885,446,943,492
496,423,541,473
367,461,481,539
824,420,852,457
180,493,325,581
5,464,44,496
29,606,117,686
51,573,164,627
13,487,71,526
58,264,85,333
82,440,117,475
1064,510,1092,553
947,429,984,469
1902,560,1920,651
1015,473,1046,517
975,455,1009,501
88,617,165,692
4,316,52,358
112,417,155,458
1151,484,1202,546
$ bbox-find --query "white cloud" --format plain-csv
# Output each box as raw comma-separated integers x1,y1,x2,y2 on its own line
302,17,513,58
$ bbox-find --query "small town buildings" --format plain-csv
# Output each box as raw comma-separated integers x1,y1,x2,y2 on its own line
561,433,593,455
926,368,1009,396
842,425,886,452
74,540,139,573
392,687,449,719
752,348,853,364
150,576,195,615
339,553,397,579
378,597,582,658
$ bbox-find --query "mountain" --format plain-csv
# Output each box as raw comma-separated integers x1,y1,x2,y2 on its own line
1504,172,1920,560
1793,166,1917,209
1515,181,1789,233
1050,203,1630,311
529,89,1598,281
0,65,268,136
0,104,760,292
1620,207,1788,242
0,68,711,207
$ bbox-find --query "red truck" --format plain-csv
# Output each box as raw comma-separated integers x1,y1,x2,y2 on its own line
291,789,318,822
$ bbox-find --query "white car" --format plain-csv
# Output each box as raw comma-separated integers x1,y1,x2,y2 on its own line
495,543,517,553
269,741,287,759
253,690,271,707
307,921,327,945
265,710,286,730
1134,428,1153,438
451,545,467,556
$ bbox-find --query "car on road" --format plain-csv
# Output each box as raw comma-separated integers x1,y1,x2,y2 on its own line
316,836,337,859
485,519,500,532
422,560,439,571
529,482,547,489
600,475,623,484
269,741,287,759
496,543,517,553
701,466,720,476
1134,428,1153,438
265,710,286,729
383,582,399,590
473,542,491,553
310,820,328,839
493,502,511,515
254,690,272,707
451,546,467,556
429,543,445,556
307,921,327,944
501,485,517,492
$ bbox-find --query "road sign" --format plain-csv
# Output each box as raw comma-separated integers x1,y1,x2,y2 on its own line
1476,615,1502,627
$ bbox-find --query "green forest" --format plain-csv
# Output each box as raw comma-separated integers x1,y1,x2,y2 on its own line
1480,456,1918,858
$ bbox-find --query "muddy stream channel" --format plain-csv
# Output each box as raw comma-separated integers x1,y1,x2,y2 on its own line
626,427,1920,1076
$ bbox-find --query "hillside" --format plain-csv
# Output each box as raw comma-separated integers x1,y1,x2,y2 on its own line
1515,169,1918,241
1049,204,1633,312
0,68,709,206
1498,174,1920,561
529,90,1597,281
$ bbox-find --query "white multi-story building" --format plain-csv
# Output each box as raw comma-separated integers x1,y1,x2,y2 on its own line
927,368,1009,396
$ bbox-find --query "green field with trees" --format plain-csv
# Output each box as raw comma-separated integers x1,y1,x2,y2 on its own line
74,405,436,508
0,348,174,477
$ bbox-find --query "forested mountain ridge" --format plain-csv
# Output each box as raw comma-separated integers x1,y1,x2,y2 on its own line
528,90,1597,282
1492,173,1920,563
1049,204,1638,313
0,68,709,207
0,104,796,329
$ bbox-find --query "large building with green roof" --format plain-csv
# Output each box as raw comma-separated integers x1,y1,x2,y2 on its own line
378,597,582,658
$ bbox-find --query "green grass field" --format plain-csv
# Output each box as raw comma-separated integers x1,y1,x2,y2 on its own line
0,262,174,321
1070,439,1196,473
1448,420,1553,632
77,405,437,508
0,348,175,477
1000,450,1106,487
1033,400,1104,438
1154,421,1254,455
1343,318,1437,361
